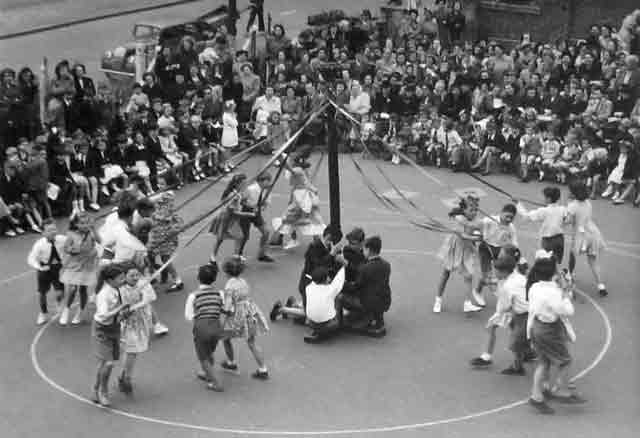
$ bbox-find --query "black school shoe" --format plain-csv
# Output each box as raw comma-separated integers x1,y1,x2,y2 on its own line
220,361,238,371
501,366,526,376
470,357,493,367
270,300,283,321
258,255,275,263
599,288,608,297
251,370,269,380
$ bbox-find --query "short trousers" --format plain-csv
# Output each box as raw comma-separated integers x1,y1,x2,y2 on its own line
478,243,501,274
92,320,121,362
193,318,224,362
541,234,565,264
37,266,63,294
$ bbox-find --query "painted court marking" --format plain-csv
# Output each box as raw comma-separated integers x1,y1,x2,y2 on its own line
28,248,612,435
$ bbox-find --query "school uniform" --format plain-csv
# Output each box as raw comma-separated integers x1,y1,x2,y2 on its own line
490,271,529,354
479,216,518,274
517,203,567,263
305,267,345,333
27,235,67,295
526,280,575,366
298,237,338,304
346,255,392,324
93,283,123,361
184,285,226,361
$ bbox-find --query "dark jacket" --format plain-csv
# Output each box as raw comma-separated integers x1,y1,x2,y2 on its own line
0,172,25,204
352,256,391,314
85,147,107,178
298,237,338,297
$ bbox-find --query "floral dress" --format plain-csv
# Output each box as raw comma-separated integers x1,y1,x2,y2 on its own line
147,197,183,257
120,279,156,353
437,215,482,277
223,277,269,339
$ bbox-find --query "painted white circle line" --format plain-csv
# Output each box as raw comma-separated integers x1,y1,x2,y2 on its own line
29,249,612,436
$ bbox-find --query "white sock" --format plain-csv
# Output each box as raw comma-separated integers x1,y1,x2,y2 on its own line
480,352,491,361
258,366,267,372
597,283,606,290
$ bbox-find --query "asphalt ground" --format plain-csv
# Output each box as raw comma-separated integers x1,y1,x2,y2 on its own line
1,150,639,437
1,1,639,436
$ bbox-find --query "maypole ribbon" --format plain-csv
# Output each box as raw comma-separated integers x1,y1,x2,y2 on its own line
464,171,545,207
129,101,331,298
328,99,500,224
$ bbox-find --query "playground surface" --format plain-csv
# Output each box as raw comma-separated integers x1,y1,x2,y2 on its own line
1,152,639,437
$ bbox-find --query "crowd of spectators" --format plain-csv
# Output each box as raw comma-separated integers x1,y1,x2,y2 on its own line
1,1,640,239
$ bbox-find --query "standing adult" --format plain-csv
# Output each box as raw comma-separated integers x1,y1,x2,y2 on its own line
247,0,265,33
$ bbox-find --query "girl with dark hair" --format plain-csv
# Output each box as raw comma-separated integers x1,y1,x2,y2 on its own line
526,253,585,414
220,256,270,379
209,173,251,263
433,195,484,314
566,180,607,296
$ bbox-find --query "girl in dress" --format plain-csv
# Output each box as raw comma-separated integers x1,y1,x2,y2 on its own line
220,257,270,380
272,164,325,250
566,181,607,296
209,174,251,264
59,212,100,325
220,100,239,173
117,260,157,395
433,195,484,314
147,192,184,292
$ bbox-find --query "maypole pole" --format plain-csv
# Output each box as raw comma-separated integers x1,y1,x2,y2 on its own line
326,104,343,242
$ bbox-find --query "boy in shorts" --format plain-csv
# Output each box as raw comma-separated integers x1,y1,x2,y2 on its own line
92,264,129,406
27,219,67,325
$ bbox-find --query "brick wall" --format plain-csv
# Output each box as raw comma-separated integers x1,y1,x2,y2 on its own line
473,0,637,44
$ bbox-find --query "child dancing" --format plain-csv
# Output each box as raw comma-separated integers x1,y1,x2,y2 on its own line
515,186,567,264
220,257,270,380
209,174,250,264
526,254,586,414
565,181,608,296
184,264,227,392
91,264,129,407
59,212,100,325
117,260,157,395
27,219,67,325
147,192,184,292
471,250,530,375
433,195,484,314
